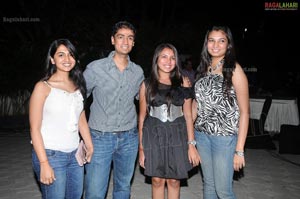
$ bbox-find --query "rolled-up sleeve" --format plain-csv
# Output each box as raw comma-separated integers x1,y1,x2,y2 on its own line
83,62,97,98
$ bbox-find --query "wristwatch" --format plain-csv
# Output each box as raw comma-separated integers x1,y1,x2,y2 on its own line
187,140,197,146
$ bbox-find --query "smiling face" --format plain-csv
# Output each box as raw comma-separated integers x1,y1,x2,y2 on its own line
50,44,75,72
157,47,176,76
111,27,135,55
207,30,228,59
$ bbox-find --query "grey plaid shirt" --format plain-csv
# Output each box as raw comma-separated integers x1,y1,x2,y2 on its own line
83,51,144,132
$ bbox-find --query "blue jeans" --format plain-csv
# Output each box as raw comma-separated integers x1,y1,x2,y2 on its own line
84,127,139,199
32,148,84,199
195,131,237,199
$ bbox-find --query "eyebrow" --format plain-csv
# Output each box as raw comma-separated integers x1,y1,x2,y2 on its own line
56,51,70,54
115,33,134,37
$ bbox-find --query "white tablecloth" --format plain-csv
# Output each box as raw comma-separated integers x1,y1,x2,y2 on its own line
250,98,300,133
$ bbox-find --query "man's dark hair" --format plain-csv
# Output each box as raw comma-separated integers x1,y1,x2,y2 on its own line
111,21,136,37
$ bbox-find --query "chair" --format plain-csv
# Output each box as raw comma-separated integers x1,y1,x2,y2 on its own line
246,95,276,149
279,124,300,154
248,95,272,136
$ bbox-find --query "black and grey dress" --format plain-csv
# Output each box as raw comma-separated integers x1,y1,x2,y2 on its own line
142,83,193,179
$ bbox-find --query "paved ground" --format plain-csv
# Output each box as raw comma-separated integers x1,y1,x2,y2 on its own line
1,129,300,199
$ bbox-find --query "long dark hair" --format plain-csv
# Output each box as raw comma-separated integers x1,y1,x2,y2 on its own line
146,43,182,108
42,39,87,100
196,26,237,100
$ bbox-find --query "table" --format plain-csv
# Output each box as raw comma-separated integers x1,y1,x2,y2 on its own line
250,97,300,133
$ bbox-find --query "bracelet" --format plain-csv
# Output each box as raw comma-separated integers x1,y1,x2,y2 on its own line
40,160,48,164
187,140,196,146
235,151,244,157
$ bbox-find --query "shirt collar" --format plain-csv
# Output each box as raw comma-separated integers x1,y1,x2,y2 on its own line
108,51,132,71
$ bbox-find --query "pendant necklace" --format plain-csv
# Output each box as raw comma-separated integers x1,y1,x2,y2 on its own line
208,59,224,74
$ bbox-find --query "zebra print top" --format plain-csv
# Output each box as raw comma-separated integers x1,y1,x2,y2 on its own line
194,74,240,136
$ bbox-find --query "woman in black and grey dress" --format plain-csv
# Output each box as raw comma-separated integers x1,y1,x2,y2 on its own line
138,43,200,199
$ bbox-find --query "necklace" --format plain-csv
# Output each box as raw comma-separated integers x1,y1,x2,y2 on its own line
208,59,224,74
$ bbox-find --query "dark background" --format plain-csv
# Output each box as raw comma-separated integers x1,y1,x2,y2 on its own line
0,0,299,97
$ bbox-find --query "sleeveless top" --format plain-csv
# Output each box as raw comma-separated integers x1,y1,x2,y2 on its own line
41,81,84,152
194,74,240,136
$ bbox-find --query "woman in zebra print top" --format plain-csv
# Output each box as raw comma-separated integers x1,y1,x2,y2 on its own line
193,26,249,199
